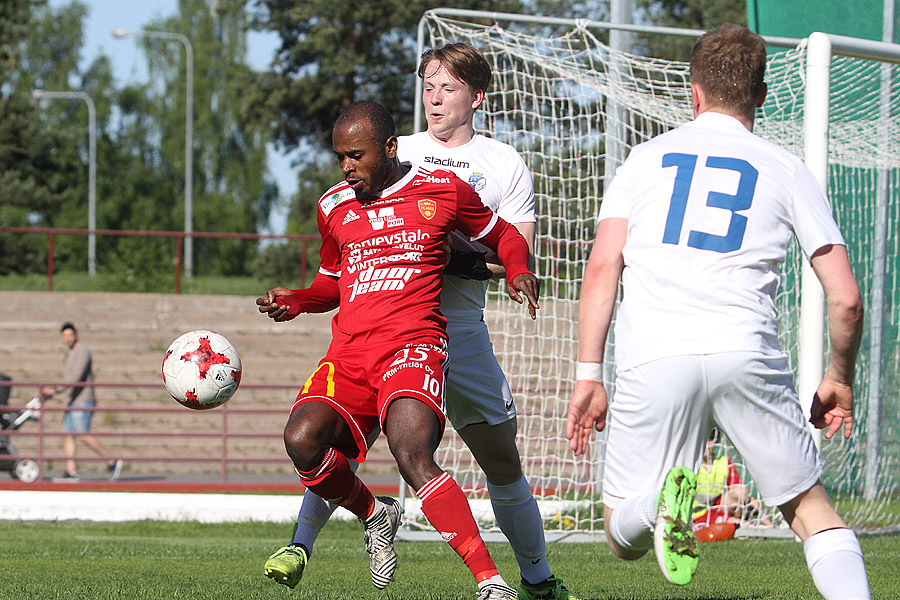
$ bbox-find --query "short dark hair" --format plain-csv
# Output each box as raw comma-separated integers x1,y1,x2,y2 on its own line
690,24,766,117
60,322,77,334
334,101,396,146
418,42,492,96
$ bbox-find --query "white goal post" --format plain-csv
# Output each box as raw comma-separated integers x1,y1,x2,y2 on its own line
403,8,900,539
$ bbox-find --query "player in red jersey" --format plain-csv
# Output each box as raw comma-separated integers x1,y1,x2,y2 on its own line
257,101,539,599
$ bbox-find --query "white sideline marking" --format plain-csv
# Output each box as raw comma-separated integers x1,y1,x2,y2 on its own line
0,491,354,523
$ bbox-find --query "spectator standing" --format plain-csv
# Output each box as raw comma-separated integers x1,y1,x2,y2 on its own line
44,322,122,482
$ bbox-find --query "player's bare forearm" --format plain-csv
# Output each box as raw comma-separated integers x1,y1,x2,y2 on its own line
567,380,608,456
507,273,541,319
811,244,864,386
578,218,625,364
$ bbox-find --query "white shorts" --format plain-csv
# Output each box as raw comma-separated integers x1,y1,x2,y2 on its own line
602,351,823,510
445,317,516,430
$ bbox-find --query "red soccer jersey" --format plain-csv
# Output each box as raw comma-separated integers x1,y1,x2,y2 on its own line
315,164,526,348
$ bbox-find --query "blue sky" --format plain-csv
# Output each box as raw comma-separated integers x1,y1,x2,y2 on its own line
49,0,295,233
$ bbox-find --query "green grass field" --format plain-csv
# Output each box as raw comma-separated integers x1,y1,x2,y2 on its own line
2,520,898,599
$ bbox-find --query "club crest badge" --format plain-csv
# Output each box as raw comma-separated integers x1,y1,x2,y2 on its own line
418,199,437,220
468,172,487,193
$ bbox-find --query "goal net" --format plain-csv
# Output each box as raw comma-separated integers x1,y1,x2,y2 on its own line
408,10,900,538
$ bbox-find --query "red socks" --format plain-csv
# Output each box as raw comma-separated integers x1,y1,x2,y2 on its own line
296,448,375,519
418,472,499,582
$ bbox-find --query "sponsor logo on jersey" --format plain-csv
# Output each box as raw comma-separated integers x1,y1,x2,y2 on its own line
418,199,437,220
347,247,363,266
346,251,424,273
347,265,421,302
320,187,355,217
468,172,487,193
422,156,470,169
342,209,360,225
413,174,452,186
347,229,431,251
366,206,404,230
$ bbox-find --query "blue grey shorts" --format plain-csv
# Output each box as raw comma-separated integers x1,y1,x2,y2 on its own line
62,400,96,433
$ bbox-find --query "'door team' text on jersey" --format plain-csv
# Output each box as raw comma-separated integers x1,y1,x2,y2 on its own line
316,163,503,347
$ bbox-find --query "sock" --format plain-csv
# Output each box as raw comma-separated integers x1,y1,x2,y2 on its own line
291,459,358,552
608,492,657,552
804,528,871,600
290,493,337,553
479,573,512,591
418,472,498,582
488,476,552,585
296,448,374,519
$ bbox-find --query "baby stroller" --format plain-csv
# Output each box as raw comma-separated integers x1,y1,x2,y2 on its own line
0,375,42,482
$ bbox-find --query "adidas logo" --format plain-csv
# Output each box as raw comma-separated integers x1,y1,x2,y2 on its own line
342,209,360,225
439,531,457,542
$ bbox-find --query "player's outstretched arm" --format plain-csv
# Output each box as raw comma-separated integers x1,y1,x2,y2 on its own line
808,244,863,439
256,274,341,322
566,218,625,456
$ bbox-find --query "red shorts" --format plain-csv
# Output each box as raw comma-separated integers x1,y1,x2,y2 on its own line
291,339,449,461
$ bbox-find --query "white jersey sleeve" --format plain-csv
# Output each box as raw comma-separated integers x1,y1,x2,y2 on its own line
790,160,846,258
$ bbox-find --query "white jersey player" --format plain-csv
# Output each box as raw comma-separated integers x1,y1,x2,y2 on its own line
265,43,578,600
397,130,534,428
567,25,869,599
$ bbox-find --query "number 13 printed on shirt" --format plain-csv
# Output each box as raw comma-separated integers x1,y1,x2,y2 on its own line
661,153,758,253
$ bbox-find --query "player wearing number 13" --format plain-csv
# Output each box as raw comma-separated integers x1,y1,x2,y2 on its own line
257,101,539,597
566,24,870,599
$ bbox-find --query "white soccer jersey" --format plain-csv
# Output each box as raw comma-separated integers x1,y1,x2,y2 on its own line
398,132,536,319
599,111,845,371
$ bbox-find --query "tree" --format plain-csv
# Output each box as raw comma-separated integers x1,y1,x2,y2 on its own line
128,0,277,279
239,0,533,237
0,0,83,275
637,0,748,60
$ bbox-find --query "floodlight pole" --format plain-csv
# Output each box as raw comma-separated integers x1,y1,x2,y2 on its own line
32,89,97,276
113,27,195,278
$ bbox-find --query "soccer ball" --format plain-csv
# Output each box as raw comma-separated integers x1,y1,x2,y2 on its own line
161,330,242,410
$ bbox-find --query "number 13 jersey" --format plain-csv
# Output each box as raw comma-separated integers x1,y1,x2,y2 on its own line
599,112,845,371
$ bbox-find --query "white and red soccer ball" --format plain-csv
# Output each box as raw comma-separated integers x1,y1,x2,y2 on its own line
161,330,242,410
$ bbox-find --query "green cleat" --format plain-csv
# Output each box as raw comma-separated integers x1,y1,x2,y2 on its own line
654,466,699,585
264,544,308,589
518,576,578,600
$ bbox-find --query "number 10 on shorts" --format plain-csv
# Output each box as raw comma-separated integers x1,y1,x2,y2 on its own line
423,371,441,397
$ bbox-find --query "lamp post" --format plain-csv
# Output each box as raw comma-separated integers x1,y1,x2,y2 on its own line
32,89,97,276
113,27,194,277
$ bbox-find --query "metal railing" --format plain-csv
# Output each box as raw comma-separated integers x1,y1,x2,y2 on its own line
0,226,320,294
0,379,398,492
